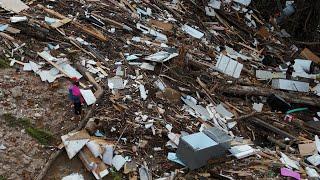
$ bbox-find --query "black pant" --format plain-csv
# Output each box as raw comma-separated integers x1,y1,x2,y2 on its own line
74,102,82,115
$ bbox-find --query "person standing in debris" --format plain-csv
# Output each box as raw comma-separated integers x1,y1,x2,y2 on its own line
286,60,294,79
68,77,83,115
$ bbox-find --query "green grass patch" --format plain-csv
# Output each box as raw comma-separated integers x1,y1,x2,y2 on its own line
110,170,122,180
0,175,6,180
0,59,10,69
3,113,17,126
26,127,53,145
2,113,53,145
3,113,32,128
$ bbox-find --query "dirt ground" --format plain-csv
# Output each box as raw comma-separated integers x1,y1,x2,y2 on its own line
0,69,82,179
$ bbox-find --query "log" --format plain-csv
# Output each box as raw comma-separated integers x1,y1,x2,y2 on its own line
250,117,297,140
220,85,320,107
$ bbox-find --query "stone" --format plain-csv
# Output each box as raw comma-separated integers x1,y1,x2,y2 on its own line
22,154,32,165
11,87,23,98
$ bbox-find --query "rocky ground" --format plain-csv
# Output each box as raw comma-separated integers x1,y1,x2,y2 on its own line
0,68,80,179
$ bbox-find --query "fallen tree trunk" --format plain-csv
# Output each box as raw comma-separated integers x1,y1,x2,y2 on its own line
220,85,320,107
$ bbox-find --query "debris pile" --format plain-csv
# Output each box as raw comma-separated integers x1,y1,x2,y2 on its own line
0,0,320,179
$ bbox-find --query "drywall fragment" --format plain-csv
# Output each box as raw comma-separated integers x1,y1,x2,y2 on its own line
233,0,251,6
256,70,272,80
10,16,27,23
181,24,204,39
86,140,102,158
181,96,211,121
38,70,56,83
29,61,41,73
140,63,155,71
229,145,256,159
306,167,320,178
205,6,216,16
45,16,58,24
58,62,83,79
215,54,243,78
139,84,147,100
62,173,84,180
102,145,113,165
108,76,125,90
307,153,320,166
61,130,90,159
280,152,300,170
23,63,32,71
112,155,127,171
253,103,263,112
0,24,8,32
315,135,320,153
208,0,221,9
78,147,109,179
144,50,178,63
80,89,96,105
272,79,309,92
0,0,29,13
215,103,234,119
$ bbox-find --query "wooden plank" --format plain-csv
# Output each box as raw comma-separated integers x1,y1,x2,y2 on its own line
148,19,173,32
300,48,320,64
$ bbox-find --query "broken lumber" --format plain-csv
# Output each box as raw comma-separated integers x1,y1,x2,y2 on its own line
37,4,107,42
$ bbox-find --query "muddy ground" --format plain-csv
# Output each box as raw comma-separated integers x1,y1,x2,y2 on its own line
0,69,82,179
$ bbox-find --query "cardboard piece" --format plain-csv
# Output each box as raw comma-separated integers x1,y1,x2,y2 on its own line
148,20,173,32
300,48,320,64
298,142,316,156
